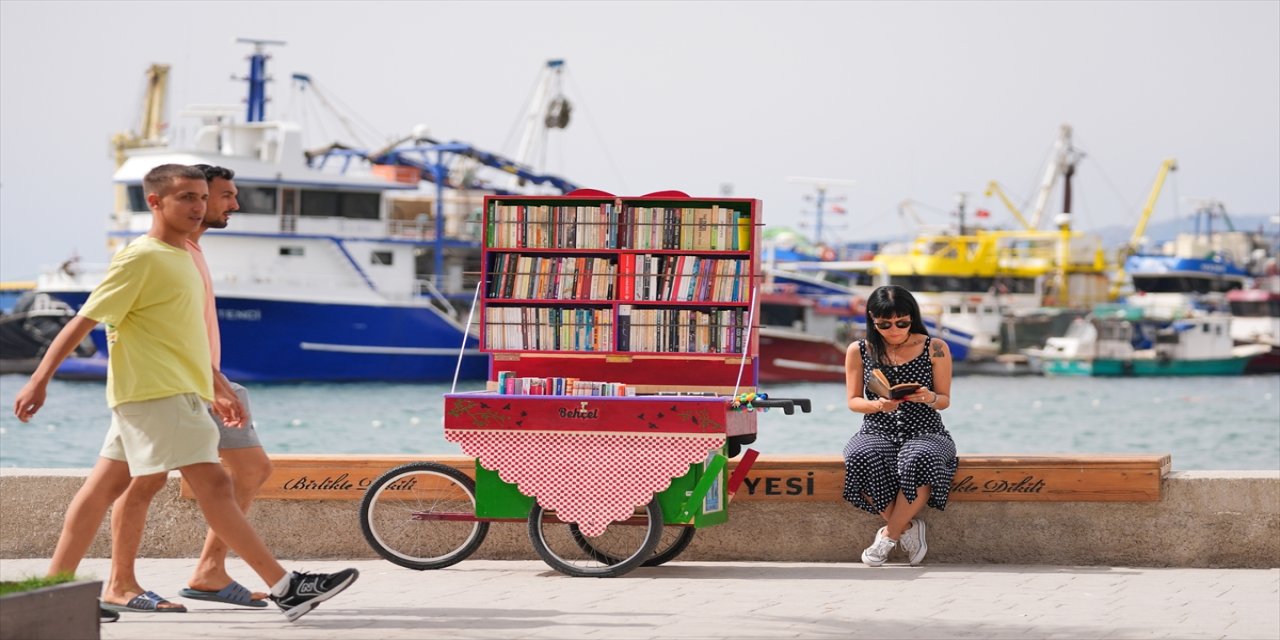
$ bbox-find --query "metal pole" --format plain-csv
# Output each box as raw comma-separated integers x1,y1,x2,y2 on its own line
434,150,446,289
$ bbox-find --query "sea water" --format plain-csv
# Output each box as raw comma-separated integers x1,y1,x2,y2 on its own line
1,373,1276,471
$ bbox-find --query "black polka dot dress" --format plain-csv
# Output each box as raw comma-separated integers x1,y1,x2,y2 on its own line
842,336,958,514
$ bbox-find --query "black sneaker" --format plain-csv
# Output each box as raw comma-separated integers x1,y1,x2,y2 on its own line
270,569,359,622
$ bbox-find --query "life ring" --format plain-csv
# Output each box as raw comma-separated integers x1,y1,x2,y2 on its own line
821,248,836,261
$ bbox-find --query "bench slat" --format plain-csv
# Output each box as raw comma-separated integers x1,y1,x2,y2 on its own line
180,454,1169,503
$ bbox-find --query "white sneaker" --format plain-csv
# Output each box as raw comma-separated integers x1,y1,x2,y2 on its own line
898,518,928,566
861,530,896,567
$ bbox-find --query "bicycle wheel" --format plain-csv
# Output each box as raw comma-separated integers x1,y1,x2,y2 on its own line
359,461,489,570
571,524,696,567
527,498,663,578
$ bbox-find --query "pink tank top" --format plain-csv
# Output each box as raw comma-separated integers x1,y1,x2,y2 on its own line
186,239,221,369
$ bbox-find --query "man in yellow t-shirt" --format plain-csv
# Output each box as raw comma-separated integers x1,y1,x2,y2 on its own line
109,164,275,610
12,164,358,622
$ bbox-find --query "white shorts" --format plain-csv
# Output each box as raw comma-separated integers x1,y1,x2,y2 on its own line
100,393,221,477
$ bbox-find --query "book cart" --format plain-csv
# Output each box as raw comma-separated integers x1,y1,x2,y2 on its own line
359,190,811,577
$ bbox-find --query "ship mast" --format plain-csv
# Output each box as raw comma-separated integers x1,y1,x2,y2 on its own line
509,59,570,191
236,37,286,122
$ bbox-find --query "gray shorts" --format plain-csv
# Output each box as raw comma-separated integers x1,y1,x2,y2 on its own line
212,383,263,450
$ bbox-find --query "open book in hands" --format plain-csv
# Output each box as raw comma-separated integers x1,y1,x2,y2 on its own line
867,369,923,400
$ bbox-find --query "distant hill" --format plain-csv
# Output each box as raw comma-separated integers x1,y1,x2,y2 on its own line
1086,213,1278,249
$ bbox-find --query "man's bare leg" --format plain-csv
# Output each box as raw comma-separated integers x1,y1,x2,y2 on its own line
178,462,285,588
104,474,184,609
187,447,272,600
47,457,133,577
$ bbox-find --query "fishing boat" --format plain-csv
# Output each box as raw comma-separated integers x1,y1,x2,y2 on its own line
35,41,579,382
1227,281,1280,373
1030,304,1268,376
756,286,854,383
0,287,95,374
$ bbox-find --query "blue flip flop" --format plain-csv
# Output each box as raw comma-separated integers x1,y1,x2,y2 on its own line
178,581,269,608
101,590,187,613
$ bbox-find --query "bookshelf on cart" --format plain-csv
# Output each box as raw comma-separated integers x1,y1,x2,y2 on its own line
478,190,763,393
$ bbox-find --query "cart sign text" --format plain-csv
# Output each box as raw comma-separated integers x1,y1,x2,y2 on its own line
557,402,600,420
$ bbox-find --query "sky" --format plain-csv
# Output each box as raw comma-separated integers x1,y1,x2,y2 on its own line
1,1,1278,280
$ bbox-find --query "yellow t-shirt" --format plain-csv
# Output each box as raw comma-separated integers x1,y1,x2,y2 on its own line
78,236,213,407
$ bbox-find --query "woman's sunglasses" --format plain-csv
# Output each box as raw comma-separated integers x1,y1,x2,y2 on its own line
873,320,912,330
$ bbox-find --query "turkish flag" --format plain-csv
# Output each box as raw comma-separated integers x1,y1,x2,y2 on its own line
976,209,990,218
831,205,847,214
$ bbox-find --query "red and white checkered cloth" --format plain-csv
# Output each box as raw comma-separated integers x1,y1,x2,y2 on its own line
445,430,724,536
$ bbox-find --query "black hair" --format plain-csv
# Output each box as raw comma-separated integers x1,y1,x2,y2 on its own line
863,285,928,366
191,164,235,182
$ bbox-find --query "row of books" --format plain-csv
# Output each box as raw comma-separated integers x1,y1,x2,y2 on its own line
619,254,749,302
486,203,751,251
486,254,750,303
495,371,636,396
617,306,750,354
487,255,615,301
483,307,614,352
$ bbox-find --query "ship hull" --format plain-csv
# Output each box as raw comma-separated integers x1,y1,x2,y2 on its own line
757,329,847,383
1043,356,1254,377
48,291,488,383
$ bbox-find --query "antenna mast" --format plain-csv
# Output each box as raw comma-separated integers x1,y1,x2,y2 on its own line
786,176,857,245
236,37,287,122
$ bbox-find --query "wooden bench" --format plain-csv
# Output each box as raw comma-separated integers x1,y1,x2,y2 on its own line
181,453,1171,503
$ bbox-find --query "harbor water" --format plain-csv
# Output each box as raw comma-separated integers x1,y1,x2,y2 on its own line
1,374,1277,471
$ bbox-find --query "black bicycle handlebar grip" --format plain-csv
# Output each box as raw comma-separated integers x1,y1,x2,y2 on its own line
750,399,796,415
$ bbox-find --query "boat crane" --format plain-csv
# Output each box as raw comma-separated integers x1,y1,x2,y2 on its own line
1110,158,1178,299
983,181,1034,231
1028,124,1085,230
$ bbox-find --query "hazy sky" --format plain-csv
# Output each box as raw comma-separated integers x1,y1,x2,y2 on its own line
2,1,1277,279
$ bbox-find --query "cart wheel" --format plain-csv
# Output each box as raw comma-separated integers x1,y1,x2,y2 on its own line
571,524,696,567
528,498,663,577
359,462,489,570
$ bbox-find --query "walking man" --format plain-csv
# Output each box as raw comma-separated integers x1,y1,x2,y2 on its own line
105,164,275,611
13,164,357,622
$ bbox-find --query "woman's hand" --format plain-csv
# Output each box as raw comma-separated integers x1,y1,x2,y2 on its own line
904,388,937,405
873,397,902,413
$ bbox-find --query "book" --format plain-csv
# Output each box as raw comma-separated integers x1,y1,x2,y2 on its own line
867,369,922,400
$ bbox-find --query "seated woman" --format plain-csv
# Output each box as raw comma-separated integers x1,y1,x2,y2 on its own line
841,285,957,566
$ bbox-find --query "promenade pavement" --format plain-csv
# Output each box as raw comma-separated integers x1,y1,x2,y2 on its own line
1,558,1277,639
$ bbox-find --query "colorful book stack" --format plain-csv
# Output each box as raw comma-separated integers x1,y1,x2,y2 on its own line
495,371,636,396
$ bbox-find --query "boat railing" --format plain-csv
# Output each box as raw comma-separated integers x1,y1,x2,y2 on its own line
415,278,459,317
386,219,441,240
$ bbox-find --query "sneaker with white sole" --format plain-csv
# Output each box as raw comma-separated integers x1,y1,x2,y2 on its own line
270,569,359,622
861,530,896,567
898,518,928,566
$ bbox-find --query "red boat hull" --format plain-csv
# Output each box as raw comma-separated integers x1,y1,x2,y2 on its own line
758,329,847,383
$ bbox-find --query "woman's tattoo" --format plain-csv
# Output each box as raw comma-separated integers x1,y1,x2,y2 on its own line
932,341,944,358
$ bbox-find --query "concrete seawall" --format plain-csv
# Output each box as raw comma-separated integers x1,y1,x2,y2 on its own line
2,468,1276,568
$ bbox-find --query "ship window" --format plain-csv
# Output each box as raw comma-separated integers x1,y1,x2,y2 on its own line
125,185,147,212
300,189,381,219
279,246,305,256
301,190,339,217
340,192,380,220
371,250,394,266
237,186,278,214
